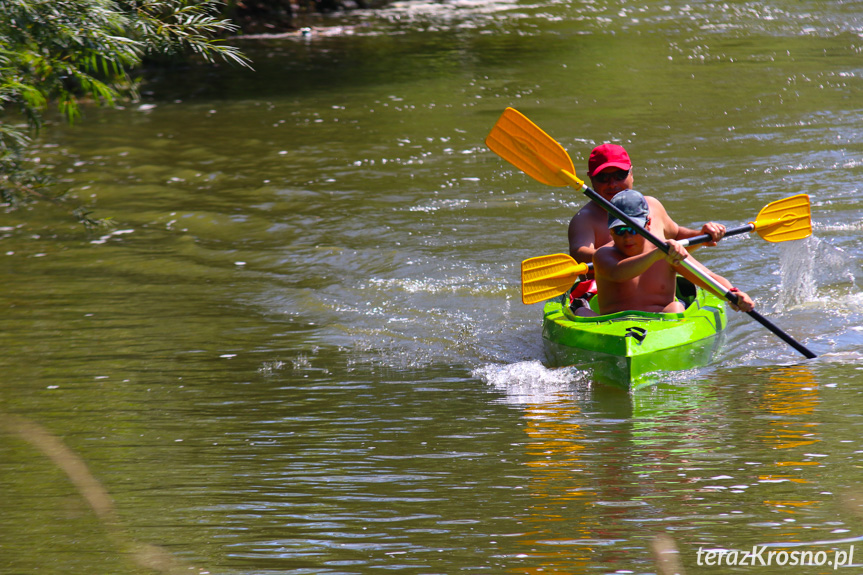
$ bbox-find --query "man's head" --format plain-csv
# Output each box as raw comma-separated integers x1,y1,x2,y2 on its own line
608,189,649,231
588,144,633,199
588,144,631,177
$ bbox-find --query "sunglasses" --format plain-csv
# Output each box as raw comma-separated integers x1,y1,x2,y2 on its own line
611,225,638,237
593,169,630,184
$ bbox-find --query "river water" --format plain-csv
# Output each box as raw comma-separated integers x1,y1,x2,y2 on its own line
2,1,862,574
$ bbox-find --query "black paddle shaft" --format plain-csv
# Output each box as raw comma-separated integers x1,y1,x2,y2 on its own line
745,309,817,359
583,187,817,359
682,223,756,247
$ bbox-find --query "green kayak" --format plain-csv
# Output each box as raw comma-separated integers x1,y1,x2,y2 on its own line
542,278,727,390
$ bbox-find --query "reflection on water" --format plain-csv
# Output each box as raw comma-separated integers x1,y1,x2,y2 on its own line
754,367,822,543
483,364,863,572
517,396,630,572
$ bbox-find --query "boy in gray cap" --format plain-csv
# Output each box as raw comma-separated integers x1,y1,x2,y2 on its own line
591,190,754,316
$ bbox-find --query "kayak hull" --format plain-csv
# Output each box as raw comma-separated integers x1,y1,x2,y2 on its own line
542,280,727,390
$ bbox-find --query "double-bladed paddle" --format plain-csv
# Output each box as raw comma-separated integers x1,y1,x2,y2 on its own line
490,107,816,359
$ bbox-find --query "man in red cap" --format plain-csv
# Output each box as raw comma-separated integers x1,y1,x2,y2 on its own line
566,143,727,314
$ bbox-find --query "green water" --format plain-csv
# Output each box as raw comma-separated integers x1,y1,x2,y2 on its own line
2,1,862,573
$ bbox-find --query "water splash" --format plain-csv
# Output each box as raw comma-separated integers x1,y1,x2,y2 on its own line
776,235,856,311
472,361,591,404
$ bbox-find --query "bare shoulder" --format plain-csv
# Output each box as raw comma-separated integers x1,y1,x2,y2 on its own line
645,195,679,237
574,200,600,217
569,202,596,231
593,243,622,266
571,202,605,225
570,202,612,260
645,195,670,217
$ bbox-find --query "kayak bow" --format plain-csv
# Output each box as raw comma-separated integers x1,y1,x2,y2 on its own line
543,278,727,390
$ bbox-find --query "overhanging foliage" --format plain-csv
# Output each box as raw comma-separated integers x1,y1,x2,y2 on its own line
0,0,251,218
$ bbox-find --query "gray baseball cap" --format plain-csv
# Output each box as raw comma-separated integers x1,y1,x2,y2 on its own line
608,189,649,229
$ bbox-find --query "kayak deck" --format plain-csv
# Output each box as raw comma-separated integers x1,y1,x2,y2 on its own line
542,278,727,390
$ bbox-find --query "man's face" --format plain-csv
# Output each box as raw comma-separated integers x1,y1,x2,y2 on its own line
590,167,633,200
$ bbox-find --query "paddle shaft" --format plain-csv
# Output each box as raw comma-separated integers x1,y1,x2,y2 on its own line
678,223,755,247
557,170,816,359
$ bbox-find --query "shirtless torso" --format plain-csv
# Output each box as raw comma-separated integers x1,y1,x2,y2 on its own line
592,190,755,316
593,233,682,314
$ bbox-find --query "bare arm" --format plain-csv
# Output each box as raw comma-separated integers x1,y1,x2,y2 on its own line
675,222,727,247
673,254,755,312
568,211,598,264
593,244,668,283
646,196,726,248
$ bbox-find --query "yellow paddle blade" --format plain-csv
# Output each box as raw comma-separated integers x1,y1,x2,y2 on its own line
486,107,576,187
752,194,812,242
521,253,590,305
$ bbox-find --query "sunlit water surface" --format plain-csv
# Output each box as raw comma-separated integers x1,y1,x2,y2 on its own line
2,1,863,573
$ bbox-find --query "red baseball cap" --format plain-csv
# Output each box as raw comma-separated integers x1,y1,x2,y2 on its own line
588,144,632,177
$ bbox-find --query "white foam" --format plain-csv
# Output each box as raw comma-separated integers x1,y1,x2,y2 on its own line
473,360,590,404
90,229,135,245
